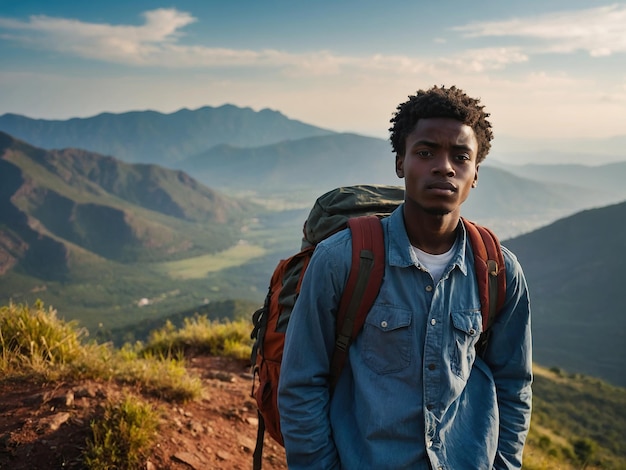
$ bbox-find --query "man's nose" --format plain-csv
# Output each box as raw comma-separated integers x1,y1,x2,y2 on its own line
432,154,455,176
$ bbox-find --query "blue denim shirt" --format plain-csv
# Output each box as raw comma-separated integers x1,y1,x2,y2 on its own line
278,206,532,470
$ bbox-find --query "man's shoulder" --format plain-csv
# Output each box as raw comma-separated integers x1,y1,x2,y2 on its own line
500,244,522,269
313,227,353,265
318,226,352,247
500,244,528,291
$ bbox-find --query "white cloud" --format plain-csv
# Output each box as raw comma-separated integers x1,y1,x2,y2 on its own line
0,10,368,70
0,9,196,64
439,48,528,72
454,4,626,57
0,8,526,75
0,7,624,145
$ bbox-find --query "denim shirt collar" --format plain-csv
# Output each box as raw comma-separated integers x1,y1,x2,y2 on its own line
385,204,469,277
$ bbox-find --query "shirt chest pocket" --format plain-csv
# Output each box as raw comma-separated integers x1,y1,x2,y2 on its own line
361,306,413,374
449,309,482,380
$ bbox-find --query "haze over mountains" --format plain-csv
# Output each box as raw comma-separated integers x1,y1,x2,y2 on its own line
0,105,625,387
0,105,334,165
2,105,624,239
177,135,626,237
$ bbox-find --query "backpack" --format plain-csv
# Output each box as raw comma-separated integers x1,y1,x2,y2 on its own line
249,184,506,469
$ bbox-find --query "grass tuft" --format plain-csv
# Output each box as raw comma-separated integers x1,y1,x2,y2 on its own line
141,315,252,360
83,395,159,470
0,301,203,401
0,300,86,376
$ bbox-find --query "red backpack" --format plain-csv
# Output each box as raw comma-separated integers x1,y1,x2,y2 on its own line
249,185,506,469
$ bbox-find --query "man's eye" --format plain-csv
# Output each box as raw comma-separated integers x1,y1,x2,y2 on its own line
417,150,432,158
456,154,470,161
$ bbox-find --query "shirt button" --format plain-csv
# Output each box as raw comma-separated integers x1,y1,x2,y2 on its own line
469,328,476,335
380,321,388,328
425,285,433,292
427,440,433,448
426,403,434,410
428,363,436,371
430,318,436,326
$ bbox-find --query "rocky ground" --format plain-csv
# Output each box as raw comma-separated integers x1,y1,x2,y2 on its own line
0,355,287,469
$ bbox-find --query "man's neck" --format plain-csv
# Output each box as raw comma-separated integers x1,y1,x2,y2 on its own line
402,205,460,254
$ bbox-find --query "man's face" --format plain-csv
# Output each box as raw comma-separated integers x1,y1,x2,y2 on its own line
396,117,479,217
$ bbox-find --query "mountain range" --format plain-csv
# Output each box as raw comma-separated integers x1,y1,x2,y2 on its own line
0,105,625,387
0,131,255,271
504,200,626,387
0,131,263,330
2,105,624,238
0,105,334,166
177,133,625,233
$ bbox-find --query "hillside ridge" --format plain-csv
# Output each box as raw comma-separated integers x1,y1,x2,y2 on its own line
1,355,624,469
0,355,287,470
504,200,626,387
0,131,255,271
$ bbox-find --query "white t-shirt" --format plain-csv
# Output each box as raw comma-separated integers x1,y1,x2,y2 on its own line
410,241,457,284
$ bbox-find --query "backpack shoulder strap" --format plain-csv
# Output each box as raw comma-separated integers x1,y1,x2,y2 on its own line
462,218,506,334
330,215,385,388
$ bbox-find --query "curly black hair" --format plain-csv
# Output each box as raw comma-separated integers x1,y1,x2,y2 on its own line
389,85,493,163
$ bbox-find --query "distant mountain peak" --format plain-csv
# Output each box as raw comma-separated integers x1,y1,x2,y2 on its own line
0,106,335,165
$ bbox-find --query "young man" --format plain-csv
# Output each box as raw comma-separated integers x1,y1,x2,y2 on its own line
278,86,532,469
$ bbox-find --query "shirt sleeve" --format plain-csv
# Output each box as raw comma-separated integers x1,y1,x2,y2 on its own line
484,246,533,470
277,239,348,470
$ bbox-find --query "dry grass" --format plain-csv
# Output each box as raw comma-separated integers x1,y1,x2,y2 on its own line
0,301,255,468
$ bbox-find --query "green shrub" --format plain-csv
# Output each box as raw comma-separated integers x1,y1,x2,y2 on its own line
84,395,159,470
572,437,598,468
141,315,252,360
0,301,202,401
0,301,86,374
112,346,202,402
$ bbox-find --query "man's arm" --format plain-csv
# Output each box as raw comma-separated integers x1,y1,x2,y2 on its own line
484,247,533,470
278,241,347,469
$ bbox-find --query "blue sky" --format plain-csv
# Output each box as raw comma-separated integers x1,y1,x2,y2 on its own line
0,1,625,162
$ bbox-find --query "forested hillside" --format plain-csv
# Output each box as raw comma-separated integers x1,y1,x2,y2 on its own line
504,201,626,386
0,132,264,331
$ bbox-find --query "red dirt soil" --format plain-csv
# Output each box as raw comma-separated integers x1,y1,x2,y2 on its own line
0,355,287,469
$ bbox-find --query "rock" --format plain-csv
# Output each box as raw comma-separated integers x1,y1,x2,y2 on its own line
65,391,75,407
47,391,73,410
238,436,256,453
187,420,204,436
224,407,240,419
74,384,97,398
216,449,233,461
40,412,71,432
209,371,235,383
172,451,204,469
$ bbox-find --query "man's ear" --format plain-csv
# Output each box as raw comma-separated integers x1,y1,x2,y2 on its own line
396,154,405,178
471,164,479,188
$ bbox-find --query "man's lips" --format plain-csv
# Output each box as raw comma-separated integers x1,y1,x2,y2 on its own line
427,181,457,192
